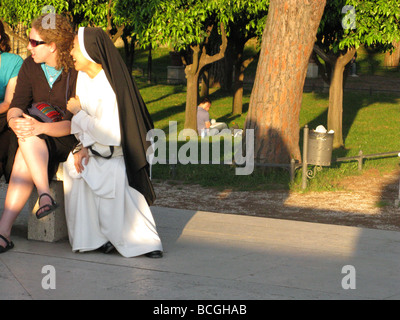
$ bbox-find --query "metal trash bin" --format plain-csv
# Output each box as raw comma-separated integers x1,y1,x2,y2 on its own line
307,130,334,166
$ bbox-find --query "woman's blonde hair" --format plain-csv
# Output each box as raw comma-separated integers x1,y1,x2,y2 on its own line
31,14,74,72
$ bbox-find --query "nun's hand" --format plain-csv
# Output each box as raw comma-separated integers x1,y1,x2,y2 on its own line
74,147,89,173
67,96,81,115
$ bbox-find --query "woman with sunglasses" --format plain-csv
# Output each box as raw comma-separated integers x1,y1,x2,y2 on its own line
0,21,23,181
0,14,78,253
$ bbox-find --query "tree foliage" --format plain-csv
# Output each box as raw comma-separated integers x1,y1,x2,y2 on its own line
116,0,229,130
341,0,400,49
115,0,214,50
115,0,269,53
0,0,120,42
317,0,400,54
0,0,112,28
212,0,268,40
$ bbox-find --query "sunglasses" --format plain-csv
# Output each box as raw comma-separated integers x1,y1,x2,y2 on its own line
29,39,46,47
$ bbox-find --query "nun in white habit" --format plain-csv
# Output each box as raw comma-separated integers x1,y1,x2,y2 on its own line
63,27,163,258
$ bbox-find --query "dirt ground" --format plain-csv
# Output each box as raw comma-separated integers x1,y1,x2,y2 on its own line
152,167,400,232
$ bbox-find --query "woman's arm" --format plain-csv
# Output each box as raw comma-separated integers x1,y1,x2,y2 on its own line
8,108,72,139
21,114,72,138
0,76,18,114
7,107,24,127
7,107,29,140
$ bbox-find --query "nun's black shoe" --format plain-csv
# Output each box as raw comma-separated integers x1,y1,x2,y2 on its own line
145,250,163,258
101,241,115,254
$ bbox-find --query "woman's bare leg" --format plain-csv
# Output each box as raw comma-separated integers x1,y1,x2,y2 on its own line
0,148,34,246
0,136,51,248
18,136,51,198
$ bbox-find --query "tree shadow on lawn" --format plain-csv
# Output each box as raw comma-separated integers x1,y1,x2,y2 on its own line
206,88,250,127
146,84,251,131
145,85,186,105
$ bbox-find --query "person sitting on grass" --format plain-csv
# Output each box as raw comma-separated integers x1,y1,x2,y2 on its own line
197,97,212,136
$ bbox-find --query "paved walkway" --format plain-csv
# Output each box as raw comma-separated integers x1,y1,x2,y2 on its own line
1,182,400,301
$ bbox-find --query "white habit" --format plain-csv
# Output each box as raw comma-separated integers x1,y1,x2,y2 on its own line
63,70,163,257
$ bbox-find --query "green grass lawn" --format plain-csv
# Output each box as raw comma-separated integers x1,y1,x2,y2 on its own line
132,45,400,192
298,91,400,191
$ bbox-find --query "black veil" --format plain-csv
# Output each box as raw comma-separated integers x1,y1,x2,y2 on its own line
78,27,156,205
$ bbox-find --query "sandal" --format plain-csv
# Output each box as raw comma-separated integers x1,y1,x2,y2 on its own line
36,193,59,219
0,234,14,254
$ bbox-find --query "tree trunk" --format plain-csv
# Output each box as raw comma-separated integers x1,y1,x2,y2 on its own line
384,41,400,67
232,43,244,115
232,59,245,115
184,72,200,130
223,46,234,91
327,48,356,148
147,47,152,83
199,69,209,98
245,0,326,164
208,34,233,90
183,23,227,131
232,46,258,115
208,52,225,88
122,34,135,75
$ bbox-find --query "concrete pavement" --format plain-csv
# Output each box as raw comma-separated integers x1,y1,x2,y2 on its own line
1,183,400,300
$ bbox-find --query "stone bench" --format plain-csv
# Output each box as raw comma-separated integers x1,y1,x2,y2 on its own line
27,165,68,242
